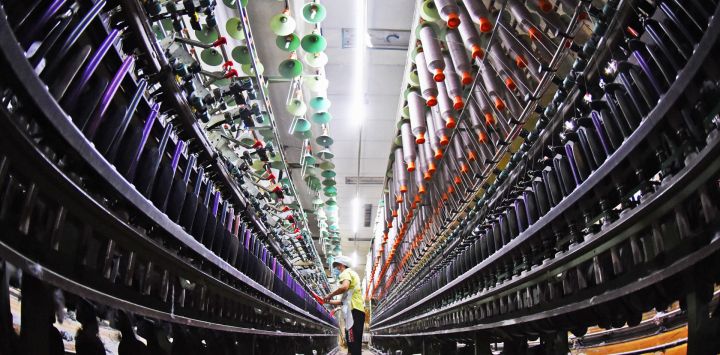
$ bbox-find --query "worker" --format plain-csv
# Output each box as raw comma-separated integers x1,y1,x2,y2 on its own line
324,255,365,355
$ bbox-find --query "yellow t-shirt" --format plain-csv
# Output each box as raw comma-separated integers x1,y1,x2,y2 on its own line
338,268,364,312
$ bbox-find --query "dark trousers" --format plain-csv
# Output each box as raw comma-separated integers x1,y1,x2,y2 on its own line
345,309,365,355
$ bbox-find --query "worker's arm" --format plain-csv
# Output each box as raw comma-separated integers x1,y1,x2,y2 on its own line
323,280,350,302
327,300,342,306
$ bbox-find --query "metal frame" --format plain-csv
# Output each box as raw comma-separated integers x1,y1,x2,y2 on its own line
372,0,720,325
0,3,337,331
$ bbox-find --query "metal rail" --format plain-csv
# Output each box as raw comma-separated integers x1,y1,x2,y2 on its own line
0,5,336,330
373,0,720,326
373,0,632,316
374,124,720,330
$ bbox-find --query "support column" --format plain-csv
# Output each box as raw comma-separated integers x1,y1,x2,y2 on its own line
474,332,492,355
439,337,456,354
539,332,569,354
687,288,720,354
502,337,528,355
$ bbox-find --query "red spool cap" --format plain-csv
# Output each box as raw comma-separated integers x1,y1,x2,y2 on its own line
428,162,437,173
447,12,460,29
515,55,527,68
439,134,450,146
538,0,552,12
454,176,462,184
493,97,506,111
461,71,473,85
468,151,477,161
485,112,495,125
434,149,443,160
407,161,416,172
471,44,485,59
446,116,457,128
460,163,469,174
212,36,227,47
424,172,432,181
453,96,464,110
528,27,541,41
479,17,492,33
433,68,445,82
427,96,438,107
415,132,426,144
505,77,516,91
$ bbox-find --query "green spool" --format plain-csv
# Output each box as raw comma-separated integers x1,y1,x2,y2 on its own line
240,62,263,76
201,48,223,66
305,75,328,92
305,176,321,190
324,189,337,197
214,78,231,87
317,148,334,160
311,111,332,124
403,86,414,100
302,2,327,23
293,117,312,132
410,46,420,63
319,161,335,170
321,170,336,178
287,98,307,116
270,13,296,36
303,152,316,166
316,134,333,147
293,129,312,140
408,69,420,87
322,179,336,187
304,52,328,68
276,34,300,52
161,19,173,34
301,33,327,53
279,58,303,78
232,46,252,65
420,0,441,23
401,104,410,119
195,25,218,44
226,17,245,40
309,96,331,111
326,204,338,212
223,0,248,9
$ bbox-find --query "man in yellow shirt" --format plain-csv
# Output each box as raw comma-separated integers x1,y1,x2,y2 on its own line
324,255,365,355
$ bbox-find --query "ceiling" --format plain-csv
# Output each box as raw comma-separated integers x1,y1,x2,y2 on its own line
246,0,414,281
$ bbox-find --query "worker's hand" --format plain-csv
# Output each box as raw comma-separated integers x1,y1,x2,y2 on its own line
323,294,331,303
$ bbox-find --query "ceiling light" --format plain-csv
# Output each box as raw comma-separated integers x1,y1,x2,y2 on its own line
352,196,360,234
353,0,366,126
351,251,359,268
